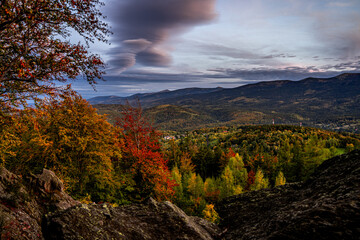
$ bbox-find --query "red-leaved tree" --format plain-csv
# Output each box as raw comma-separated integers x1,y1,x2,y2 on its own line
0,0,110,108
116,104,175,201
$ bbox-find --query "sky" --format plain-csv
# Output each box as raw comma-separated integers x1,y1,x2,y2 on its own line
70,0,360,99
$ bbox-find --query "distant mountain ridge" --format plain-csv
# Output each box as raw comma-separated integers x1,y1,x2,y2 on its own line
92,73,360,131
88,87,224,105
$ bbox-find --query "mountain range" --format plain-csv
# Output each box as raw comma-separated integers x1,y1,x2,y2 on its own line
90,73,360,132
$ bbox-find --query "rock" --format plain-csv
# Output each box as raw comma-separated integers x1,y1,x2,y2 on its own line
0,166,219,240
2,150,359,239
43,198,221,240
31,169,79,211
217,150,360,240
0,168,78,240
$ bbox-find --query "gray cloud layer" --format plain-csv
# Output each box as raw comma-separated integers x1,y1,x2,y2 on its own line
106,0,216,73
208,60,360,81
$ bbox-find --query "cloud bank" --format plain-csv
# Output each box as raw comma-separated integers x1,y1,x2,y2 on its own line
106,0,216,74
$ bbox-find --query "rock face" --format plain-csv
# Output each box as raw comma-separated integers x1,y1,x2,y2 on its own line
43,198,220,240
0,168,219,240
217,150,360,240
0,168,78,240
1,150,359,240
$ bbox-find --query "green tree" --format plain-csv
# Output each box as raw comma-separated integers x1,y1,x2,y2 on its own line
275,171,286,186
219,166,235,199
204,177,219,202
250,169,269,191
171,166,184,201
228,153,248,187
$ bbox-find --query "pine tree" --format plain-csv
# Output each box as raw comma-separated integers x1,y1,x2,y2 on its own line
275,171,286,186
228,153,248,187
171,166,183,201
219,166,235,199
250,169,269,191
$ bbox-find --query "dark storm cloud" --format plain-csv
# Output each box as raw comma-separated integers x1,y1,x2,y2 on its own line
106,0,216,73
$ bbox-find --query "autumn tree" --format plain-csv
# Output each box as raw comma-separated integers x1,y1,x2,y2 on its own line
202,204,220,224
0,0,109,108
250,169,269,191
171,166,184,201
3,91,122,202
219,166,235,199
228,153,248,188
116,104,175,201
275,171,286,186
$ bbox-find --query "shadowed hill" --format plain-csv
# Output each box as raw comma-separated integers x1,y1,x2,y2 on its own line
217,149,360,240
93,73,360,131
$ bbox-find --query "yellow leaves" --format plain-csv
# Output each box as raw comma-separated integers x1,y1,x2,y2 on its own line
1,91,122,202
275,171,286,186
0,131,21,165
179,153,195,174
202,204,220,224
250,169,269,191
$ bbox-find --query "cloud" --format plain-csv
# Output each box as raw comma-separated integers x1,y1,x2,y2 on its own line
136,47,172,66
310,2,360,59
194,42,260,59
103,72,202,84
208,60,360,81
122,39,152,53
105,0,216,73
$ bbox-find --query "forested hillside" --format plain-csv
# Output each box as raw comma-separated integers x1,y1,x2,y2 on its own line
93,73,360,133
2,0,360,238
160,125,360,218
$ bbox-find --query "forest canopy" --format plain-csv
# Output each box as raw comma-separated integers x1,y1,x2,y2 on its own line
1,0,360,223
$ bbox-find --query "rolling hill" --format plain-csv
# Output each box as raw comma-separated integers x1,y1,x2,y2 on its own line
91,73,360,132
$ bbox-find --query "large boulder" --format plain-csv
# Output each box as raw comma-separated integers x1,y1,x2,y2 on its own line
0,167,220,240
0,168,78,240
43,197,221,240
217,150,360,240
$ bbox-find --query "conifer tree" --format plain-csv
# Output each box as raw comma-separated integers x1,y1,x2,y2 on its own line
250,169,269,191
275,171,286,186
171,166,184,201
219,166,235,199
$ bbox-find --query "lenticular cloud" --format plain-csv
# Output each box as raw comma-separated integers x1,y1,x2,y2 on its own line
106,0,217,73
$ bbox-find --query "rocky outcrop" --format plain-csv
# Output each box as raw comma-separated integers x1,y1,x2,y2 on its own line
1,150,359,240
43,198,220,240
217,150,360,240
0,168,78,240
0,168,220,240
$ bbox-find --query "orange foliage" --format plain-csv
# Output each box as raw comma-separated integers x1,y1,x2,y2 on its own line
116,104,175,201
0,0,109,108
